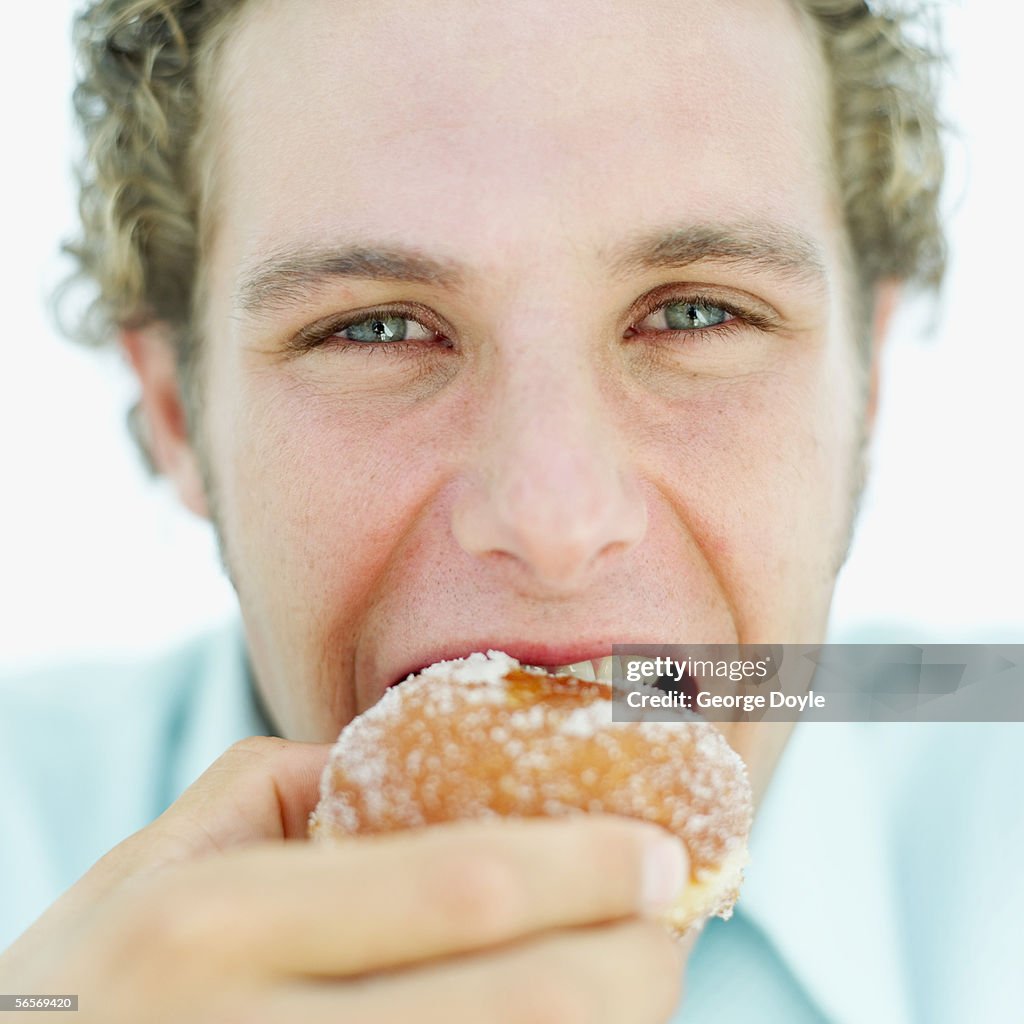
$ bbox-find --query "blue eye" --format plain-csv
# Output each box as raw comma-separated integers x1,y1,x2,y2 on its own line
336,314,435,344
639,300,733,332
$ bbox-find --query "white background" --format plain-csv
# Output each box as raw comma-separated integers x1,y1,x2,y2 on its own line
0,1,1021,673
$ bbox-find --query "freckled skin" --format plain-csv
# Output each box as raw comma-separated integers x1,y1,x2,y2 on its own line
188,0,871,791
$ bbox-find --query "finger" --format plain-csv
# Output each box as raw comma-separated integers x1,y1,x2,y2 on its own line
87,737,330,894
169,815,687,976
257,919,684,1024
156,736,331,846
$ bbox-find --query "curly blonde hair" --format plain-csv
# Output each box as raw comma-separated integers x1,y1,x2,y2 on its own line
64,0,946,429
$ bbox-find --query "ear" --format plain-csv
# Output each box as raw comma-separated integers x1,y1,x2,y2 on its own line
864,280,901,436
120,326,209,519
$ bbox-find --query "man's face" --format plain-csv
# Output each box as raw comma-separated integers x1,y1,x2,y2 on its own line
195,0,866,745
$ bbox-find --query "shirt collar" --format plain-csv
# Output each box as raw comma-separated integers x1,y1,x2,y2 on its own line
738,722,912,1022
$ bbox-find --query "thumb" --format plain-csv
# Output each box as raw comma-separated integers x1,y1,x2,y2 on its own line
145,737,332,861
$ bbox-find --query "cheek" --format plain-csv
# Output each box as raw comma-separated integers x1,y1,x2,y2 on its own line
210,369,446,637
638,355,861,639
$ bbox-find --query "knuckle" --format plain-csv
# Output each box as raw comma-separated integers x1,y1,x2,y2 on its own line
116,875,232,964
203,736,293,790
423,849,521,941
222,735,286,764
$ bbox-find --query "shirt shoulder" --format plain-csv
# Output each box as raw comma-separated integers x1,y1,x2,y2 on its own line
739,718,1024,1023
0,622,266,948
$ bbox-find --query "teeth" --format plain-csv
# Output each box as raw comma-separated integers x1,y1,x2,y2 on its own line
565,660,596,681
542,658,618,683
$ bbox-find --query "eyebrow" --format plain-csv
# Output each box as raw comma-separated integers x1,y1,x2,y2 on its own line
235,221,827,317
236,246,465,316
607,222,827,288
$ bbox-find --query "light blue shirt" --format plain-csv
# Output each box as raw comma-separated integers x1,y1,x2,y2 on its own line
2,623,1021,1021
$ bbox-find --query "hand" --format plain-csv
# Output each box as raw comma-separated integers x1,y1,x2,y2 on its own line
0,737,688,1022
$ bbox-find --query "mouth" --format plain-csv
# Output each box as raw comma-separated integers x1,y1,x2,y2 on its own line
384,644,618,692
385,648,700,705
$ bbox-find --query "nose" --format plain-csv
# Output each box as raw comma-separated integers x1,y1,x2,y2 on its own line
450,335,647,592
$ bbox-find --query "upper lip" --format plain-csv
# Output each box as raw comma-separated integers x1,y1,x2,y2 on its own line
382,640,617,691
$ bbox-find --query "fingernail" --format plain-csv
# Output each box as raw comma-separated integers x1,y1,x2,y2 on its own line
641,834,687,914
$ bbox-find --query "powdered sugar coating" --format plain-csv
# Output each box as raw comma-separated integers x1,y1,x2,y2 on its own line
310,651,753,922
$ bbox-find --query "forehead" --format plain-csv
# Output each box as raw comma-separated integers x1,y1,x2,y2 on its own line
206,0,836,296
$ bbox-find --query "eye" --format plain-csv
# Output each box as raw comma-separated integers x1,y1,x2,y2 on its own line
636,299,734,333
288,303,454,357
335,312,437,344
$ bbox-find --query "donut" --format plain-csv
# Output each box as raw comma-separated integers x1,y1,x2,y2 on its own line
309,650,753,933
